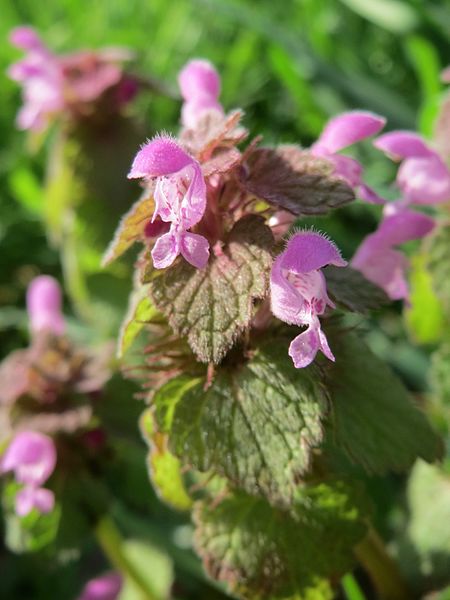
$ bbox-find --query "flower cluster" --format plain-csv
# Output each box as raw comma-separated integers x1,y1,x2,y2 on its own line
352,130,450,300
270,232,346,368
109,57,450,369
128,137,209,269
0,276,112,516
8,26,138,132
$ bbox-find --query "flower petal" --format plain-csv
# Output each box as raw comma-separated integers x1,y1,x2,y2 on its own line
128,136,194,179
352,244,409,300
77,572,123,600
288,318,334,368
178,59,221,101
180,232,210,268
374,131,434,160
26,275,65,336
314,110,386,154
9,27,46,52
375,208,435,246
151,230,180,269
398,155,450,205
280,231,347,274
1,431,57,486
15,486,54,517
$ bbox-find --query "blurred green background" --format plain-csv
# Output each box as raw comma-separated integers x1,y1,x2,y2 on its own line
0,1,449,598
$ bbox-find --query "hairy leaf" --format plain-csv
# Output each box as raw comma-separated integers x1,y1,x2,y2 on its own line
405,254,446,344
150,215,274,363
102,192,154,267
240,145,355,215
324,265,389,314
325,331,442,473
202,147,242,177
118,285,160,358
181,110,247,159
155,345,328,504
194,481,367,600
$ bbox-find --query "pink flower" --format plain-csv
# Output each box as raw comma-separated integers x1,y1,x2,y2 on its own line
441,66,450,83
374,131,450,205
178,59,224,128
1,431,56,517
352,206,435,301
26,275,65,336
270,231,346,368
15,486,55,517
311,111,386,203
8,27,64,131
8,26,137,132
77,572,123,600
128,136,209,269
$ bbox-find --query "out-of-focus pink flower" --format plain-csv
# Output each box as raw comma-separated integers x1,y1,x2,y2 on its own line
311,111,386,203
1,431,56,486
128,136,209,268
270,231,346,368
26,275,65,336
441,66,450,84
374,131,450,205
352,206,435,301
77,572,123,600
8,26,136,132
1,431,56,517
15,485,55,517
178,59,224,128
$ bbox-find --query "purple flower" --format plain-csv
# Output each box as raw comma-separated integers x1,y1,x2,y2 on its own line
26,275,65,336
76,572,123,600
178,59,224,128
15,486,55,517
8,26,136,132
374,131,450,205
8,27,64,132
128,136,209,269
352,206,435,301
1,431,56,517
311,111,386,203
270,231,346,368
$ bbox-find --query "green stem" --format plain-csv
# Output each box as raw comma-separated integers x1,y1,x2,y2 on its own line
94,515,158,600
355,526,412,600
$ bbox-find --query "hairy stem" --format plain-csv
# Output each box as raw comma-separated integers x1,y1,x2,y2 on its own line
94,515,158,600
355,526,412,600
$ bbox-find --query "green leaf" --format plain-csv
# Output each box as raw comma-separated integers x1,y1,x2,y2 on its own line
155,344,328,505
118,285,160,358
150,215,274,363
120,539,174,600
194,481,367,600
324,266,389,314
140,407,193,511
102,193,154,267
325,331,442,473
428,224,450,318
405,253,446,344
396,461,450,593
239,146,355,216
430,343,450,432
